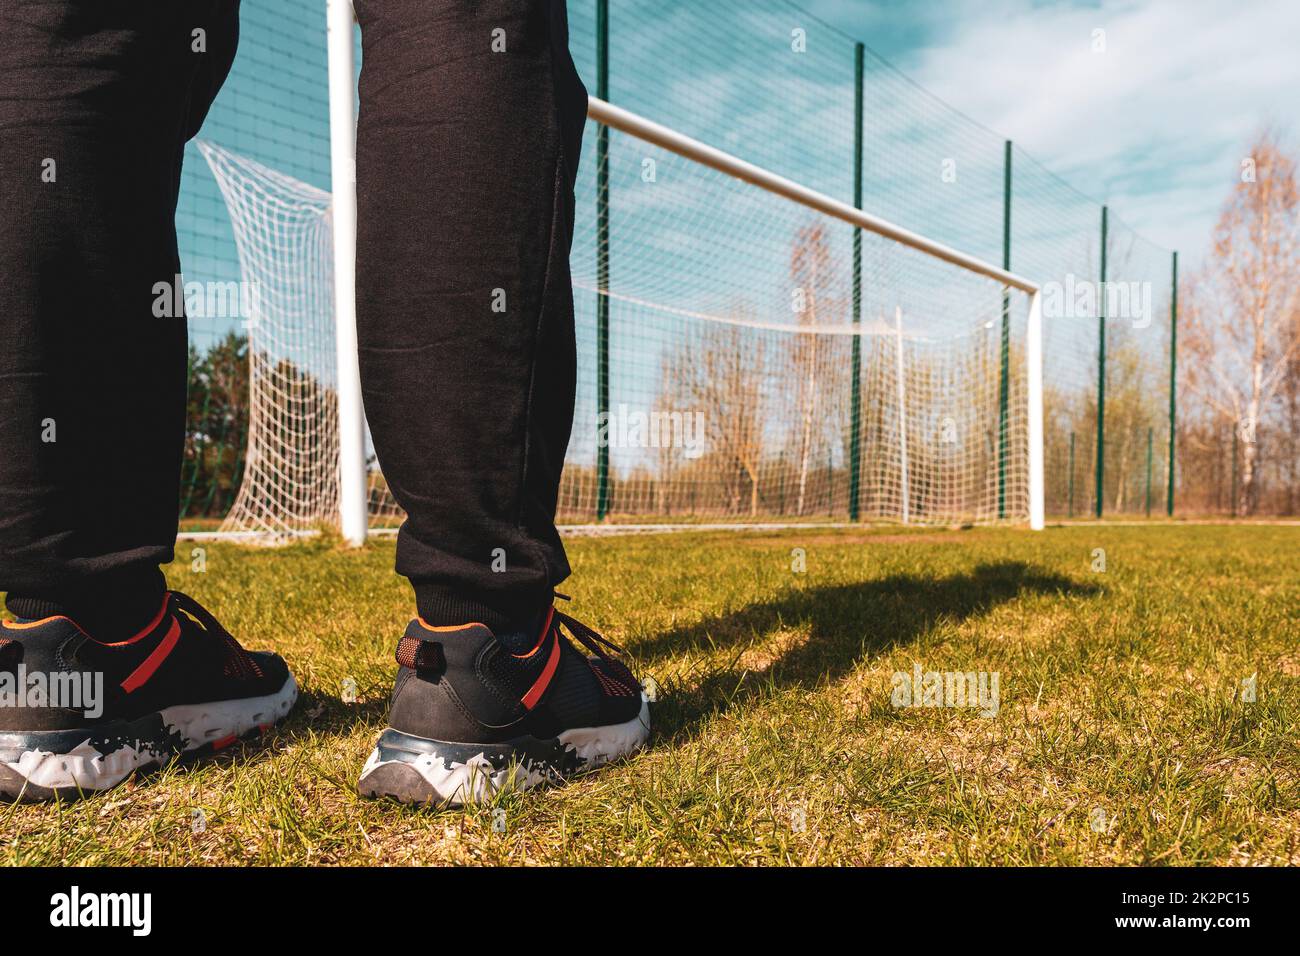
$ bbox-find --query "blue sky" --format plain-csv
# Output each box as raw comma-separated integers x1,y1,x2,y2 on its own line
185,0,1294,314
176,0,1251,491
182,0,1297,366
802,0,1300,268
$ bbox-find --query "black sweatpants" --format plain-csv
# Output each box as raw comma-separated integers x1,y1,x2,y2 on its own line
0,0,585,635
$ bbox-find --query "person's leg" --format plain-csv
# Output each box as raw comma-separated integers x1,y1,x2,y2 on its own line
0,1,296,803
352,0,648,806
353,0,587,633
0,0,238,636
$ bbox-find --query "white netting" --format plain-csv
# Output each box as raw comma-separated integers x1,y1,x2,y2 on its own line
561,126,1031,524
198,124,1033,536
198,141,397,537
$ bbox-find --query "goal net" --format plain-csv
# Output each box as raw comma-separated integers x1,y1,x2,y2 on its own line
197,141,402,538
564,103,1037,526
197,99,1042,538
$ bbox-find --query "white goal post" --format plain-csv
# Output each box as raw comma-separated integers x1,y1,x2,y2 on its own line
318,1,1044,541
326,0,367,546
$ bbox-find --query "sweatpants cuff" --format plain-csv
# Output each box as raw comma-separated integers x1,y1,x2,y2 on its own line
4,566,167,638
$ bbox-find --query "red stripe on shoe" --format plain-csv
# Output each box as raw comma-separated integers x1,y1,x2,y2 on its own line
521,634,561,711
120,617,182,693
513,606,556,659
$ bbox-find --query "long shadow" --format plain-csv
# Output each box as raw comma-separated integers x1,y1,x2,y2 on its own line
0,562,1094,802
637,561,1099,741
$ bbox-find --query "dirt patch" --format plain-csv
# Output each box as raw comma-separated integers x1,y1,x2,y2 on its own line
738,627,811,671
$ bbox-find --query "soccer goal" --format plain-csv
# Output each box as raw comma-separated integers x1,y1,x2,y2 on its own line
197,0,1043,543
563,100,1044,532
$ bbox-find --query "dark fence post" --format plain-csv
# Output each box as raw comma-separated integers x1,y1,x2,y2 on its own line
1068,430,1075,518
595,0,611,521
1095,205,1108,518
1145,426,1153,518
1167,251,1178,517
1231,425,1239,518
848,42,864,521
998,140,1012,520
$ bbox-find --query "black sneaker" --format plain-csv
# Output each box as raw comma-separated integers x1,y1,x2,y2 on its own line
0,591,296,801
357,598,650,806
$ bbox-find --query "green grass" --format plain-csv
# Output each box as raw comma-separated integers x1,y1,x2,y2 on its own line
3,525,1298,865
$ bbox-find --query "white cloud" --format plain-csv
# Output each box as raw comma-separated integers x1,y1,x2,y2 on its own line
897,0,1300,267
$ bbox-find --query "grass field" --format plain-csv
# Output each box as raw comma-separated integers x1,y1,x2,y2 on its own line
3,524,1298,866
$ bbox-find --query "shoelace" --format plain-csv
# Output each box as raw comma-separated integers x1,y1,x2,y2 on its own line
169,591,264,680
170,591,226,635
551,593,627,661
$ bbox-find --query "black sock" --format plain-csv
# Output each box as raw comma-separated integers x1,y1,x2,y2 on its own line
5,567,167,640
415,590,549,653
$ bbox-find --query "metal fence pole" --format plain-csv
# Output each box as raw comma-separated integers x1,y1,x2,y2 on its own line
848,42,864,521
1095,205,1108,518
1167,251,1178,517
1145,426,1153,518
1068,431,1075,518
595,0,611,521
1231,426,1239,517
998,140,1012,521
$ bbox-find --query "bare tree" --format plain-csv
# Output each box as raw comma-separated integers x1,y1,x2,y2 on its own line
788,223,846,515
1183,132,1300,515
665,319,767,516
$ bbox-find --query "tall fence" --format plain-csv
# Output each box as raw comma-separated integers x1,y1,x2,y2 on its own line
175,0,1294,528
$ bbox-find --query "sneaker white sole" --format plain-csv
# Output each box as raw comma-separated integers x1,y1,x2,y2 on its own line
357,694,651,807
0,674,297,801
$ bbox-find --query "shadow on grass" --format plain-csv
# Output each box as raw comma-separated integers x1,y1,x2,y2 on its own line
637,561,1099,742
0,562,1094,803
259,686,391,758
